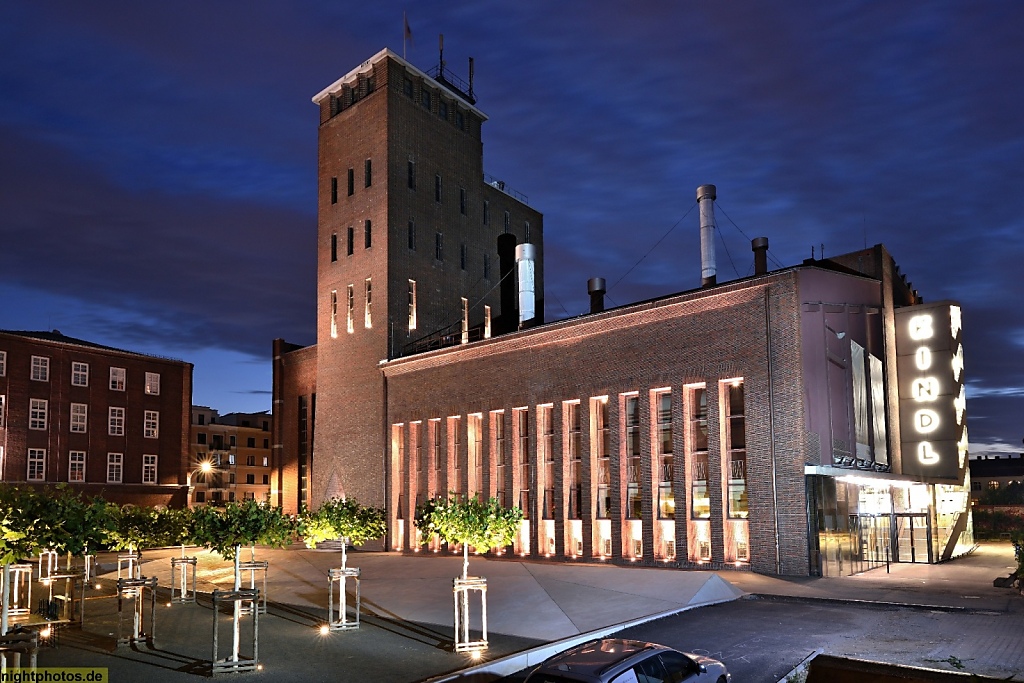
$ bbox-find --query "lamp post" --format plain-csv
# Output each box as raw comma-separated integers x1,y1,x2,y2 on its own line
186,460,214,509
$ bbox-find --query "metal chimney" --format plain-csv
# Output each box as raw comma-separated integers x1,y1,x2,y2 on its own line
588,277,606,313
752,237,769,275
516,243,537,328
697,184,717,287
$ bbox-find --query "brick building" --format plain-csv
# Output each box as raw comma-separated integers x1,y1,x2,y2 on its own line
273,49,973,576
189,406,272,506
0,330,192,507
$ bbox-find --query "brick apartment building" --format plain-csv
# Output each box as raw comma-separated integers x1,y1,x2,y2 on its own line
189,406,272,506
272,48,973,576
0,330,192,507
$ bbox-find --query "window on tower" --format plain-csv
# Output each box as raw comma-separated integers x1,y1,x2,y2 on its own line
435,232,444,261
364,159,372,188
331,233,337,262
408,220,416,251
421,89,431,110
460,243,467,270
364,220,372,249
331,177,337,204
439,100,448,120
347,227,354,256
347,168,354,196
408,161,416,189
435,174,442,203
460,187,466,215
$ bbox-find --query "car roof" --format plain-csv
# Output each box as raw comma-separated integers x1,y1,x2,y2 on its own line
532,639,669,679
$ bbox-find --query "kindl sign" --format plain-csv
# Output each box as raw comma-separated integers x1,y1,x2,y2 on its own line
894,301,967,480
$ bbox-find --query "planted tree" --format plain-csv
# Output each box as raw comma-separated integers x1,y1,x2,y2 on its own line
417,495,523,580
0,487,41,635
300,498,386,568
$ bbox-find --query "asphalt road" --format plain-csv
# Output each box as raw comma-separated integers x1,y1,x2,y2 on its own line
502,595,1023,682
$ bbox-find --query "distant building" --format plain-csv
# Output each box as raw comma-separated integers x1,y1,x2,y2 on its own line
272,49,974,577
190,406,272,506
0,329,192,507
969,455,1024,501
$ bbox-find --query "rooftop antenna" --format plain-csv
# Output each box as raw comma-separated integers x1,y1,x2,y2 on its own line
468,57,475,100
438,33,444,74
403,12,413,60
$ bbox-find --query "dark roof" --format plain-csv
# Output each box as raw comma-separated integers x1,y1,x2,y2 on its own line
0,329,186,364
970,457,1024,478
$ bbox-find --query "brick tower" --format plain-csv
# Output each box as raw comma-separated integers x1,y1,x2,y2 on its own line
307,48,544,510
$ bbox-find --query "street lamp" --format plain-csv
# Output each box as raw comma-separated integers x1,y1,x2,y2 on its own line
186,460,214,509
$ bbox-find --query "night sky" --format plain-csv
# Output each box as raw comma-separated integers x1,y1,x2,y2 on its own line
2,2,1021,457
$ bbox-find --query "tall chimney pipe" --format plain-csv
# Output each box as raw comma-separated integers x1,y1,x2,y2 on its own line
697,184,717,287
516,243,537,328
588,277,606,314
752,237,769,275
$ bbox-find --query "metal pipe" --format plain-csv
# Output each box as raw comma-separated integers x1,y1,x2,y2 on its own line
697,184,717,287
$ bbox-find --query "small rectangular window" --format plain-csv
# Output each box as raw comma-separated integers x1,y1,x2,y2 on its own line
69,451,85,482
421,89,431,110
0,351,6,376
460,188,466,215
263,455,269,466
403,77,413,97
408,220,416,250
461,297,469,344
525,221,531,243
330,290,338,338
247,439,255,450
347,227,354,256
331,233,338,262
145,372,160,395
347,168,354,196
30,398,47,430
408,280,417,331
0,395,5,429
246,473,255,485
144,409,159,438
364,159,372,188
408,160,416,189
263,474,269,485
435,174,442,202
439,100,448,120
435,233,444,261
108,407,125,436
31,355,49,382
347,285,354,333
110,367,126,391
364,219,372,248
364,278,372,329
143,454,157,484
484,306,491,339
331,177,338,204
107,453,122,483
460,243,467,270
28,449,46,481
197,432,207,445
483,200,489,225
71,403,88,433
483,253,490,279
71,362,89,387
504,210,510,234
456,110,464,130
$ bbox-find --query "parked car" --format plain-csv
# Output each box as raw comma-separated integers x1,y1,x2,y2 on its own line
524,638,731,683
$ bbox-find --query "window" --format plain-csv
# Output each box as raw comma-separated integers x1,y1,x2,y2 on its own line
456,110,464,130
0,351,5,376
439,99,448,120
330,176,338,204
347,285,355,333
145,372,160,395
364,219,372,248
503,210,510,234
594,397,611,519
262,474,269,485
197,432,207,445
435,232,444,261
31,356,49,382
143,454,157,484
230,435,236,447
408,220,416,250
0,395,4,428
364,278,372,329
514,408,529,519
110,367,126,391
28,449,45,481
539,405,555,519
525,221,531,243
725,380,748,520
229,454,236,465
246,474,255,485
69,451,85,482
347,227,354,256
460,243,467,270
347,168,354,196
688,385,710,519
71,403,88,433
492,411,505,504
484,305,491,339
483,200,489,225
107,453,122,483
408,280,417,331
407,160,416,189
459,187,466,215
30,398,48,430
483,253,490,279
656,390,674,519
72,362,89,387
144,410,159,439
195,491,206,503
330,290,338,338
468,414,483,496
435,174,442,203
461,298,469,344
262,456,269,466
403,77,413,98
421,88,431,110
331,233,338,262
430,419,442,489
567,401,582,519
108,407,125,436
625,395,641,519
247,453,255,464
364,159,372,188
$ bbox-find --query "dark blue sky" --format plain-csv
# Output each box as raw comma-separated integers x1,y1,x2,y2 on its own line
2,2,1021,456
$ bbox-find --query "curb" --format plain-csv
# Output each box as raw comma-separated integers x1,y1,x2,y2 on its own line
775,648,820,683
421,595,741,682
746,592,975,613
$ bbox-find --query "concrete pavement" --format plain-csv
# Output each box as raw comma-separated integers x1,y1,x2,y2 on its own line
18,542,1024,681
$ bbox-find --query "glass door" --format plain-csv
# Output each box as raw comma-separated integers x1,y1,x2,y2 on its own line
893,513,931,563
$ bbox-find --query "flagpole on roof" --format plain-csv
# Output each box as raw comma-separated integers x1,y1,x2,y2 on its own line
403,12,412,60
